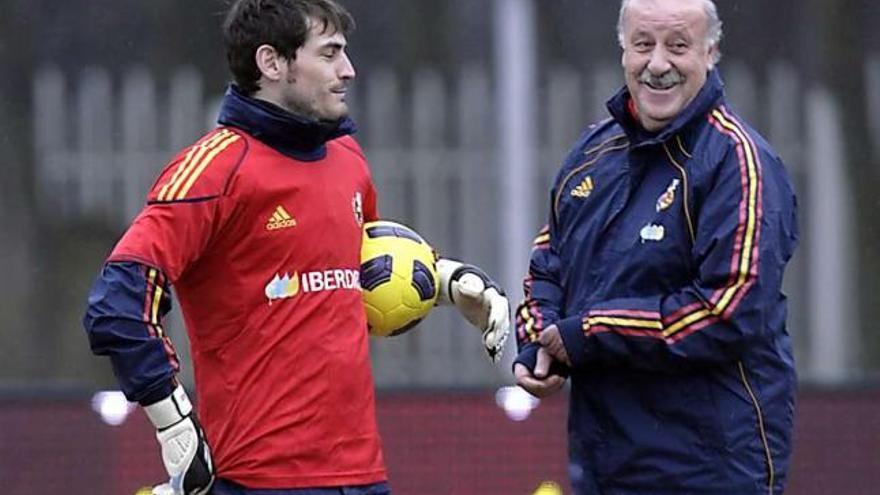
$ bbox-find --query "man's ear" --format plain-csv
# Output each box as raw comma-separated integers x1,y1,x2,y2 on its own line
706,44,718,70
255,44,284,82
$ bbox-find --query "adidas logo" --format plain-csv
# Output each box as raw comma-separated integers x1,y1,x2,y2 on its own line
571,176,594,198
266,206,297,231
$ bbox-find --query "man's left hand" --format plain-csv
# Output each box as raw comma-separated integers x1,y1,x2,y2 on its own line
515,347,566,398
437,258,510,362
538,324,571,367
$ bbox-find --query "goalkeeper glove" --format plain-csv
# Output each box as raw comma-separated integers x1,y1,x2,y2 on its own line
143,385,215,495
148,484,174,495
436,258,511,362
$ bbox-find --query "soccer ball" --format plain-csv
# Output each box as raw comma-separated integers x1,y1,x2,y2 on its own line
360,220,439,337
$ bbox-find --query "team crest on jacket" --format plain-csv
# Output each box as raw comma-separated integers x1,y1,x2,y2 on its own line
352,192,364,226
656,178,680,212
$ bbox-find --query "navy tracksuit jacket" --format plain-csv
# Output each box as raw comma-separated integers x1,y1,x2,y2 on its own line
515,70,798,494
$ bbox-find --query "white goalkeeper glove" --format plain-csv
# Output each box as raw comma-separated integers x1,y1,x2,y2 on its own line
143,385,215,495
436,258,511,362
150,484,175,495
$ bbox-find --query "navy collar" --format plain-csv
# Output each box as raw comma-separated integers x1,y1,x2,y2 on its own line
606,69,725,148
216,84,356,161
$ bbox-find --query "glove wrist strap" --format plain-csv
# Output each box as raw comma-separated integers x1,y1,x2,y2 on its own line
436,257,463,306
144,384,193,430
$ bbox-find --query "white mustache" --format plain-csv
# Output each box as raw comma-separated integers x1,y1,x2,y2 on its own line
638,69,683,88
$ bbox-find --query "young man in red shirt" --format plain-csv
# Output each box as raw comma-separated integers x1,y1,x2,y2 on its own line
83,1,509,493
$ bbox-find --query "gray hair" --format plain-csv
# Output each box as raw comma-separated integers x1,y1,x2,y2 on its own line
616,0,723,63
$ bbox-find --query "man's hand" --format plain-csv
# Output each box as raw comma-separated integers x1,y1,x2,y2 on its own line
537,324,571,367
436,258,510,362
514,347,567,398
143,385,215,495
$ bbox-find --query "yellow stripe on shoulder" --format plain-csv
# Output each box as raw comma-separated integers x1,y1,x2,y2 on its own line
157,129,232,201
174,133,241,200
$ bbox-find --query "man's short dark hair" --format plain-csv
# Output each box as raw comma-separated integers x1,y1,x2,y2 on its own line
223,0,355,95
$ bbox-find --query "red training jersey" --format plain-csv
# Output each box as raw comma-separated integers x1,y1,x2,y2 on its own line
109,127,385,488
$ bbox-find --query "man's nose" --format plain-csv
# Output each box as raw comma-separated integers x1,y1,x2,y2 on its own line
339,53,356,80
646,47,671,74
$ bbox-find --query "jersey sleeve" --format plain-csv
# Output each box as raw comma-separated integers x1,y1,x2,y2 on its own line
556,120,798,372
109,128,245,281
83,262,179,404
513,196,568,372
84,129,245,403
513,132,595,373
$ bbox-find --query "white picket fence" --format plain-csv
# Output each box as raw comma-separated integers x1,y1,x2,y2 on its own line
33,59,874,387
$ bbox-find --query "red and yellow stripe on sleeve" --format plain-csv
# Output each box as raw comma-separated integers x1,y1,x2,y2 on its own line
532,225,550,250
581,106,763,344
143,267,180,372
156,129,241,201
516,294,545,344
516,226,552,342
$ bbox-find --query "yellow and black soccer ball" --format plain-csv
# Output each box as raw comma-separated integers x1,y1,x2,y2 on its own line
360,220,439,337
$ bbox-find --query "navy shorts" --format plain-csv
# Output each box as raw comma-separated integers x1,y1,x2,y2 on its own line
211,479,391,495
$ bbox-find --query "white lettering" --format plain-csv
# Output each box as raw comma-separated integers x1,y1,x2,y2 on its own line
275,269,363,296
308,271,324,291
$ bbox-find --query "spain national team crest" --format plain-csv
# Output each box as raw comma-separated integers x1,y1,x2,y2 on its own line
352,192,364,226
656,178,680,212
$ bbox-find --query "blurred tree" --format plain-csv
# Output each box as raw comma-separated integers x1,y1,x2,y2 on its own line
0,0,39,382
810,0,880,373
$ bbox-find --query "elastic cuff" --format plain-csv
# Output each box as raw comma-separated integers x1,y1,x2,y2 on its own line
435,257,462,306
137,379,176,407
512,343,540,374
556,315,590,369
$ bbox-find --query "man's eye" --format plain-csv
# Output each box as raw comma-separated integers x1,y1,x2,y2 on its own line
668,41,689,52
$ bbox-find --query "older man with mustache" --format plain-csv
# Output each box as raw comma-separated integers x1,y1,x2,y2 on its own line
514,0,799,493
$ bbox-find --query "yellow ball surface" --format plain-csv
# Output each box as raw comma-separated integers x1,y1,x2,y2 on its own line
532,481,563,495
360,221,438,336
